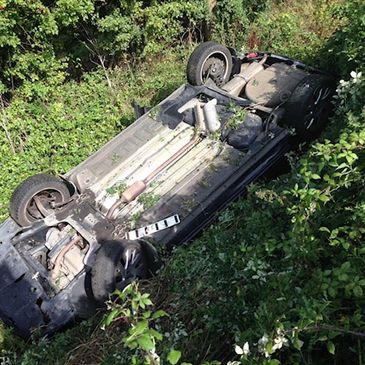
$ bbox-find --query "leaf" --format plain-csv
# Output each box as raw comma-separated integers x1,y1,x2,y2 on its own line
167,349,182,365
318,194,330,203
142,298,153,307
319,226,331,233
149,328,163,341
136,334,155,351
126,339,138,350
292,337,304,350
327,341,335,355
268,360,280,365
132,320,148,335
104,308,120,327
353,285,363,297
338,273,349,281
152,309,168,319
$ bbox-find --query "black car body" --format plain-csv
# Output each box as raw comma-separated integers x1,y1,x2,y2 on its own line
0,43,335,337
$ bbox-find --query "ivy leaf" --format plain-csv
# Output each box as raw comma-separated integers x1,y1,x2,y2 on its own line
167,349,182,365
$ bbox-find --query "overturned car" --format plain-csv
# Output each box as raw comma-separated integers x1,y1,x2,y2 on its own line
0,42,335,337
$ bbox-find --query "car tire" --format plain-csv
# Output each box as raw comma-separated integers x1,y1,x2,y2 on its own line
283,74,335,140
91,240,159,304
10,174,71,227
187,41,233,87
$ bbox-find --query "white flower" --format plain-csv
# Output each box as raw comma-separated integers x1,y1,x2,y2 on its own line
234,342,250,356
350,71,362,83
258,334,269,346
272,334,289,351
243,342,250,355
234,344,244,355
258,334,270,357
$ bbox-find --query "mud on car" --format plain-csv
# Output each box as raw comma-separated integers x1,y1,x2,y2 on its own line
0,42,335,337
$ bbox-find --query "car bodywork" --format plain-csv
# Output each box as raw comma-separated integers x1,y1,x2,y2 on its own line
0,51,333,337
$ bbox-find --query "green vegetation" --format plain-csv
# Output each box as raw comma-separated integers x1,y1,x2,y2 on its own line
226,106,248,130
138,192,161,210
106,182,128,196
1,0,365,364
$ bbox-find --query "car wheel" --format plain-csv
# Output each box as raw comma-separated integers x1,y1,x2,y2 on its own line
187,41,233,87
10,174,71,227
91,240,159,304
283,74,335,139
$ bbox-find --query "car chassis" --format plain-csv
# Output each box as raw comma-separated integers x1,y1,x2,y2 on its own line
0,43,334,337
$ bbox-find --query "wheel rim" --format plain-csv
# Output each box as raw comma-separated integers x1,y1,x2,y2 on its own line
26,189,65,221
114,244,146,289
304,86,332,131
200,51,229,86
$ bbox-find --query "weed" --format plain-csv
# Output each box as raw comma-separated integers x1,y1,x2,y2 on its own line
111,153,120,165
181,197,196,211
148,105,161,121
138,192,160,210
106,182,127,196
129,211,143,230
227,108,248,130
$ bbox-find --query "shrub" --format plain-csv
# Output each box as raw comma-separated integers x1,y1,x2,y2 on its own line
324,0,365,76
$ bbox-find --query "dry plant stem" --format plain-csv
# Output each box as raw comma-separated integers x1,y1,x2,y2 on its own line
146,351,159,365
97,54,113,89
284,324,365,338
80,23,113,90
0,96,15,154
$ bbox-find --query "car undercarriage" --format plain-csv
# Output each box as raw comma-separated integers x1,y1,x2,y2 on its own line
0,43,335,337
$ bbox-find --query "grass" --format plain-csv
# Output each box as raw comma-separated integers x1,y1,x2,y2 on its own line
1,0,362,363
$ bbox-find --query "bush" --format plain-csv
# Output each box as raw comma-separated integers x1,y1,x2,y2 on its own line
0,0,208,94
245,0,344,63
1,0,365,364
324,0,365,76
